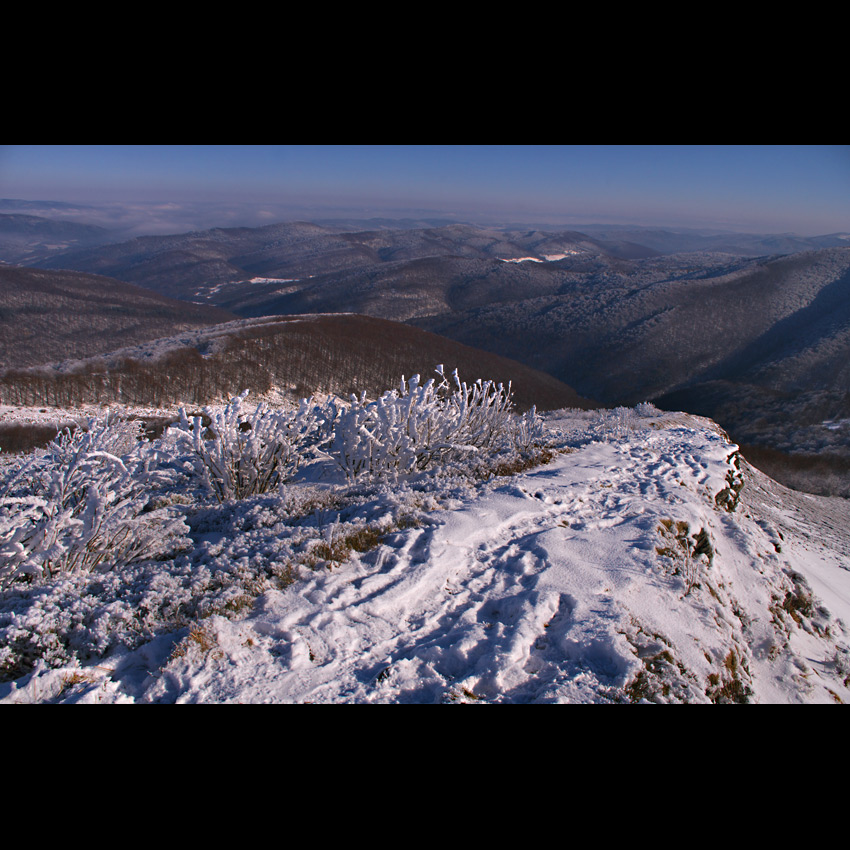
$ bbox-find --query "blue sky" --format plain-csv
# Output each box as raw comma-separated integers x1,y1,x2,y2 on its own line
2,145,848,235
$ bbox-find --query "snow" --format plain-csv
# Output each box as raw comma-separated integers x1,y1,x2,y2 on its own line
2,406,849,704
542,250,584,261
500,250,584,264
195,278,298,297
0,403,171,426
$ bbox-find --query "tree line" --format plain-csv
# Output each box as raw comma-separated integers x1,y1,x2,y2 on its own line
0,316,585,413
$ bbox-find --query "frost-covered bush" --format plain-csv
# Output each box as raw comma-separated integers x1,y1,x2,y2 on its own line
167,392,333,502
635,402,661,418
328,367,531,480
510,406,546,453
0,416,188,590
592,405,661,441
592,403,667,442
592,406,635,441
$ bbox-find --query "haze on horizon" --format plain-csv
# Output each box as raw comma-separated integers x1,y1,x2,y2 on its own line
1,145,848,237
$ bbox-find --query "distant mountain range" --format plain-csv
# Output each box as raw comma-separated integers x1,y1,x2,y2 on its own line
565,224,850,257
11,214,850,305
0,213,114,265
3,210,849,495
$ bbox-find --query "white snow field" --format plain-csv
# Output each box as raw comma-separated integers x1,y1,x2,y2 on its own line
2,402,849,704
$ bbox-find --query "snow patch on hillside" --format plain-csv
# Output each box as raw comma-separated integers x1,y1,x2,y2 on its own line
501,249,585,264
543,250,584,261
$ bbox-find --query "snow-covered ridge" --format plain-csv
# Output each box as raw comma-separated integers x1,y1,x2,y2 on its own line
2,403,849,703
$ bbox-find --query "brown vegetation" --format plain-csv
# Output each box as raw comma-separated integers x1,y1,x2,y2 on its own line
0,314,593,413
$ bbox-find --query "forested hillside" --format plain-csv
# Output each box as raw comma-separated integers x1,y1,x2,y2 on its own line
0,314,591,413
6,218,850,497
0,267,233,370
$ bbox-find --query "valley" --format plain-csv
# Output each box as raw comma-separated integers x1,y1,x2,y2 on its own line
2,207,850,703
4,214,848,496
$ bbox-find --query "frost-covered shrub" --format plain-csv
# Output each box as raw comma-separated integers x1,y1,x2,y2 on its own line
593,404,668,441
510,406,546,453
328,367,527,480
635,402,661,418
592,406,637,441
0,416,188,590
167,391,333,502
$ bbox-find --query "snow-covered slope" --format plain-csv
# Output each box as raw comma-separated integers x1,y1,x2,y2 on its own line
3,409,849,703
